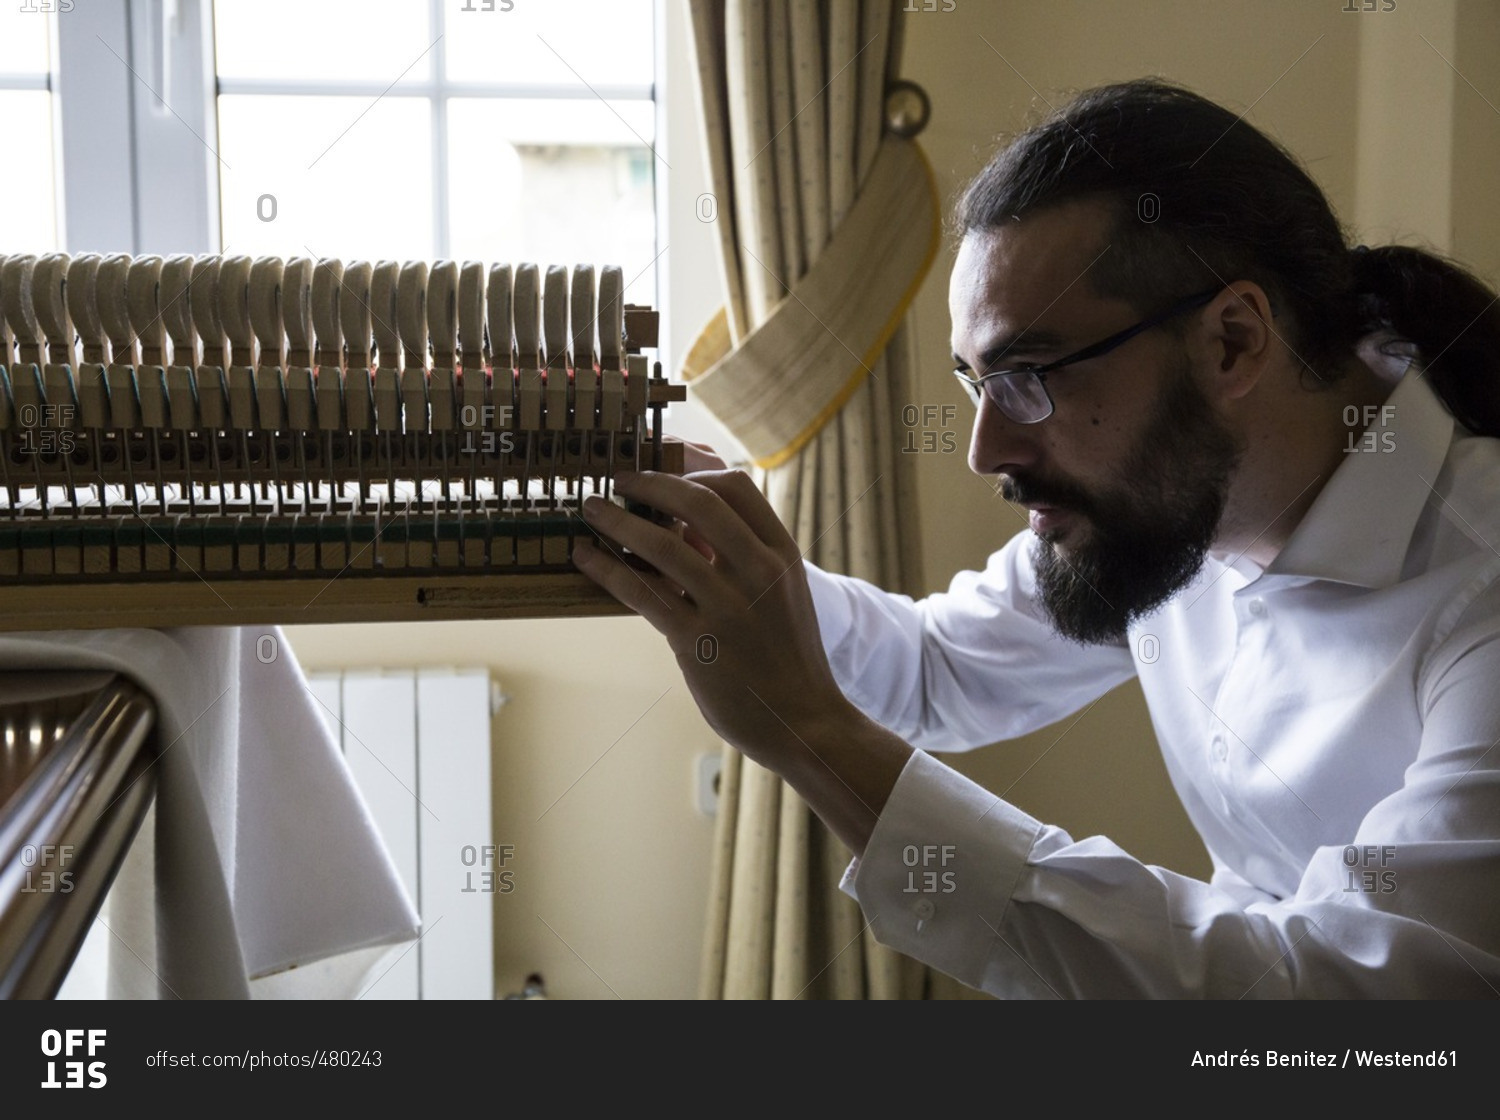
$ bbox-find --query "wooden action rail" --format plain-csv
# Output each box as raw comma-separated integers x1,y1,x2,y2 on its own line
0,253,684,630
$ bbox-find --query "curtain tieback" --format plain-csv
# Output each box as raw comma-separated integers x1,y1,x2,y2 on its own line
681,136,940,470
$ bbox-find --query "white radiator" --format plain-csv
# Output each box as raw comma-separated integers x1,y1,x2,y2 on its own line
306,667,496,1001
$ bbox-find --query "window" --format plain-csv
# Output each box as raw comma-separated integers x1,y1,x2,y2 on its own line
18,1,658,298
211,0,659,307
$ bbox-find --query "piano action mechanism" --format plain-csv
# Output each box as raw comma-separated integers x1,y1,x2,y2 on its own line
0,253,685,630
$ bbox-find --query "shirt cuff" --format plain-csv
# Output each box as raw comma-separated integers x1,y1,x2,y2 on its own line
841,748,1045,992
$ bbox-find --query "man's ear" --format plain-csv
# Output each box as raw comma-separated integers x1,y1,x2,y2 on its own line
1199,281,1275,403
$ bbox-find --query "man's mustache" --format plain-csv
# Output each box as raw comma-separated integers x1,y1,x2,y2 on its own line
999,473,1095,514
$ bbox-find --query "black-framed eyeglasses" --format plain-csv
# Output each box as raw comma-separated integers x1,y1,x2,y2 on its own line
952,286,1222,423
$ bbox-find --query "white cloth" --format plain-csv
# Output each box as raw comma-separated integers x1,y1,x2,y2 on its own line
808,367,1500,997
0,626,419,999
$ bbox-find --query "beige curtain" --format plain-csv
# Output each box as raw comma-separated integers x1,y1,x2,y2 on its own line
681,0,954,999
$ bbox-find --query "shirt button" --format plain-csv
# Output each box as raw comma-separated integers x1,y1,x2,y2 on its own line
1211,734,1228,761
1248,598,1267,618
913,899,935,920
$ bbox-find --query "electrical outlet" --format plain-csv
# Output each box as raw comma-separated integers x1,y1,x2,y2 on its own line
696,752,722,816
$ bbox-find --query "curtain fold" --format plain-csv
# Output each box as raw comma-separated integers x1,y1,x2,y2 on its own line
684,0,950,1000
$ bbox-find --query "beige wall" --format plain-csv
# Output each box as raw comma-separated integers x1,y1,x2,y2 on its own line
1449,0,1500,288
1355,0,1500,287
284,0,1500,999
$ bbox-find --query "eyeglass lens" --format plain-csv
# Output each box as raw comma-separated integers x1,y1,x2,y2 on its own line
977,372,1052,423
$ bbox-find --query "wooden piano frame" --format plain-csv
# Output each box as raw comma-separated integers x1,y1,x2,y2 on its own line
0,252,685,632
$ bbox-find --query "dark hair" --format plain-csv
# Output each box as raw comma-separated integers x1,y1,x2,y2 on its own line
954,78,1500,437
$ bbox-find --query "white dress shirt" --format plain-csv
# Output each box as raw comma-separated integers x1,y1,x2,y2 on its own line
806,365,1500,997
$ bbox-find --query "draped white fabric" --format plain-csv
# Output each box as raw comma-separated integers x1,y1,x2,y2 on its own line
1,627,420,999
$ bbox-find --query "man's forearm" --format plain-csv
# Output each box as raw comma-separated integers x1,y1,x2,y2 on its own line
769,707,915,857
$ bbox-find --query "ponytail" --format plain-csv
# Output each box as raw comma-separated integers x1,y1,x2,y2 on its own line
1351,245,1500,437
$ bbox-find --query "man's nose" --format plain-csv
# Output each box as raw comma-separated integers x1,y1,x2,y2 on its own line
968,397,1041,477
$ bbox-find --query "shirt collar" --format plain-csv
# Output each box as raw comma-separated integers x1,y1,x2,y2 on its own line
1261,366,1454,588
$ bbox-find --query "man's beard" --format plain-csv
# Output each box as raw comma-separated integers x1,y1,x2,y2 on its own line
1003,352,1241,645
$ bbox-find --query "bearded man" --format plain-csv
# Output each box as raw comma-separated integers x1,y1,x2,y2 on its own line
575,78,1500,999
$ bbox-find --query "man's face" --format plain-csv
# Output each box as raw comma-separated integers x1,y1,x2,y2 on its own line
948,202,1242,644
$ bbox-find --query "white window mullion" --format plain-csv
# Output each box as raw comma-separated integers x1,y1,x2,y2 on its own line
55,0,137,252
214,78,650,100
431,0,450,260
55,0,220,255
126,0,221,253
46,7,65,249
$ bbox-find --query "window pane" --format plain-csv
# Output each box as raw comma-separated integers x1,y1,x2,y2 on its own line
0,7,51,74
0,92,58,253
444,0,653,88
447,98,657,306
213,0,432,85
218,95,433,262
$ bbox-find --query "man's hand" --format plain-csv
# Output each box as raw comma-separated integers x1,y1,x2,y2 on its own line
658,439,731,561
673,438,730,474
573,468,847,763
571,468,914,853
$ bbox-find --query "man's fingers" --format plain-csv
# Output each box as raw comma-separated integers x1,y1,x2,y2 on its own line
682,523,715,562
683,445,729,473
580,494,718,599
571,538,685,629
663,435,730,473
611,469,796,558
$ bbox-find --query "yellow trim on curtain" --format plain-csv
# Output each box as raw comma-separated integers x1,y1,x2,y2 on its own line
679,138,943,469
